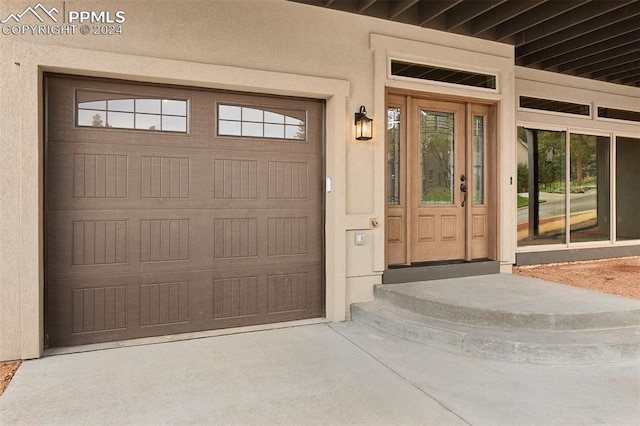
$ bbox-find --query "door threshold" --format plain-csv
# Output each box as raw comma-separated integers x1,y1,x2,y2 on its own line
383,259,499,284
389,258,491,269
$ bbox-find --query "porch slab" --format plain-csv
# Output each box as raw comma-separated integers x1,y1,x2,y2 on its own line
352,274,640,364
375,274,640,330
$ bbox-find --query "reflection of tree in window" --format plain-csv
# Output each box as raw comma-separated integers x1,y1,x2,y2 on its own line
76,92,187,133
92,114,104,127
218,104,306,140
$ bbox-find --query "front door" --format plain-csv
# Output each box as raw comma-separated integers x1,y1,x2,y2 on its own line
386,93,495,265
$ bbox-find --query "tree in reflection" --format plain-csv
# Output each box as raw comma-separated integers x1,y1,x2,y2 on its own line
91,113,104,127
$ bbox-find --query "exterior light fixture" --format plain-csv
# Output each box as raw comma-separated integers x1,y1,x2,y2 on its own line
354,105,373,141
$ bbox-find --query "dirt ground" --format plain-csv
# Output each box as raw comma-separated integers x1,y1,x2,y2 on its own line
0,257,637,398
0,361,21,397
514,256,640,300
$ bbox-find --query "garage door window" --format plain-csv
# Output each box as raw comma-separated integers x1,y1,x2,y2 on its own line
218,104,306,140
76,90,188,132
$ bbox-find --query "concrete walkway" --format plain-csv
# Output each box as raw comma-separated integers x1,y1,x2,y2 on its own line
1,322,639,425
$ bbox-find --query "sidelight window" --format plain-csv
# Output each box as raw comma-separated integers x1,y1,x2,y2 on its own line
472,115,485,205
387,107,401,205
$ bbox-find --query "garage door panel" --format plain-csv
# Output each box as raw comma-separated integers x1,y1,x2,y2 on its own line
210,264,323,324
46,75,324,347
47,144,322,211
46,275,140,347
47,271,219,345
47,209,213,278
210,210,322,266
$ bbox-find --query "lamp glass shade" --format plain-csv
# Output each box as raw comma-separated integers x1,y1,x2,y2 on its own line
355,108,373,140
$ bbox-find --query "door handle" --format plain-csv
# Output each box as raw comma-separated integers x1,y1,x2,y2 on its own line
460,175,467,207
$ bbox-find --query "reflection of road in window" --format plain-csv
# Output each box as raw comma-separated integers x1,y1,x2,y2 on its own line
517,127,614,246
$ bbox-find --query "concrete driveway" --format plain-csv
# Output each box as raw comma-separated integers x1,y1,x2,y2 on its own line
1,322,639,425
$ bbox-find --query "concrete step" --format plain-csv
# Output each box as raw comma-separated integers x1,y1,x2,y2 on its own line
351,300,640,364
374,275,640,331
383,260,499,284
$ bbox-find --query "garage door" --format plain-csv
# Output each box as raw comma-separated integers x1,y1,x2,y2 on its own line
45,75,324,347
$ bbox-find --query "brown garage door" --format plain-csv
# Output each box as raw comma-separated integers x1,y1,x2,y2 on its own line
45,75,324,347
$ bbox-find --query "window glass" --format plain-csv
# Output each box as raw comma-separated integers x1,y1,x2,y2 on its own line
162,116,187,132
242,122,263,137
265,111,285,124
285,125,304,139
569,134,610,242
135,113,161,130
520,97,590,116
285,116,304,126
78,109,105,127
217,104,306,141
598,107,640,123
218,120,241,136
472,115,484,205
420,110,454,205
80,100,106,110
517,127,566,246
391,60,497,89
219,105,241,120
107,112,134,129
616,137,640,240
264,123,285,138
136,99,161,114
387,107,401,205
77,91,188,133
162,100,187,116
108,99,134,112
242,108,264,122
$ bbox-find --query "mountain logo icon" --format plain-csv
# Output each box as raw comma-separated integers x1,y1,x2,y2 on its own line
1,3,59,24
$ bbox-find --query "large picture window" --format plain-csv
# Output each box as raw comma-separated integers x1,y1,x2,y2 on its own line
616,137,640,241
517,126,611,247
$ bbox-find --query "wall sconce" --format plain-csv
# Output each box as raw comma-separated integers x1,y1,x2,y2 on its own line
354,105,373,141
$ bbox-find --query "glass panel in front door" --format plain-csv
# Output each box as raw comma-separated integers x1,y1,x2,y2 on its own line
419,110,455,205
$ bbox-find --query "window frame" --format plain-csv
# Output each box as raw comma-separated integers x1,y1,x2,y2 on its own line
74,88,190,134
215,102,309,142
515,121,624,252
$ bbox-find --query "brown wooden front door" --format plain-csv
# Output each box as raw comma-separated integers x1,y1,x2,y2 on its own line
386,93,495,266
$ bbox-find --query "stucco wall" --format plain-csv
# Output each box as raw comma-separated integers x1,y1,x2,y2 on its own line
1,0,519,360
